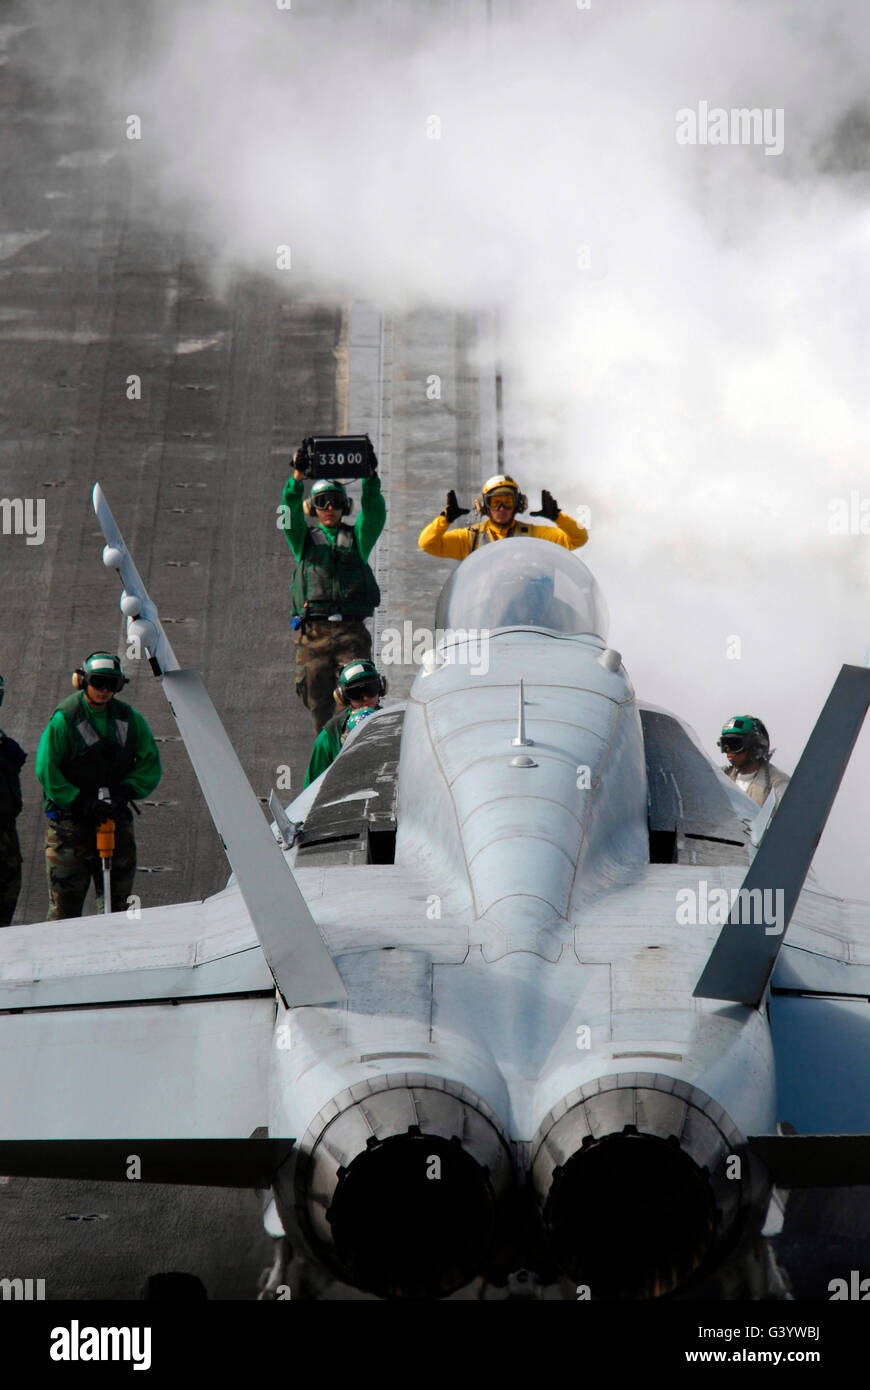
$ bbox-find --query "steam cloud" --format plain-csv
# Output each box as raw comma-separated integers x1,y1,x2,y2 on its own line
34,0,870,891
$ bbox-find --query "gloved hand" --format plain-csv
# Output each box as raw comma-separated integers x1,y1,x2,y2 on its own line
104,784,136,819
71,790,98,820
530,489,560,522
443,490,470,524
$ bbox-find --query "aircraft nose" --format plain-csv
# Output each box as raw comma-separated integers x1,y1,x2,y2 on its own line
295,1077,513,1298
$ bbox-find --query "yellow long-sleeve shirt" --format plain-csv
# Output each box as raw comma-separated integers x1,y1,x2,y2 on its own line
418,511,588,561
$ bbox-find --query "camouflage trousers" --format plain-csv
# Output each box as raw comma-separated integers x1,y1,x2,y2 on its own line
0,824,22,927
294,619,372,734
45,813,137,920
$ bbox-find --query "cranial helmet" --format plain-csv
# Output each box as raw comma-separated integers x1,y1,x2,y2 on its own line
334,658,387,707
73,652,128,693
718,715,770,760
305,478,353,518
474,474,528,517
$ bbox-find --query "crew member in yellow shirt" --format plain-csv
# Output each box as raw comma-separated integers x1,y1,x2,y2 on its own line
418,475,587,560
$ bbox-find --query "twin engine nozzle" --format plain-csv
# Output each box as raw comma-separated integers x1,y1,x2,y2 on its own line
292,1075,513,1299
287,1073,763,1300
530,1073,763,1299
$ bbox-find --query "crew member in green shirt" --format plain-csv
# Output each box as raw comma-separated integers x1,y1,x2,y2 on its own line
304,659,387,787
35,652,162,919
280,457,385,734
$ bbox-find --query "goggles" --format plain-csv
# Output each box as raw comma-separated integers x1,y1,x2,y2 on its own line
488,492,516,508
345,679,380,700
719,736,746,752
312,492,344,510
88,676,122,692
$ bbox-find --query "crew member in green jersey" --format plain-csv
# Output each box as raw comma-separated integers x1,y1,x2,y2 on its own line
281,456,385,734
304,659,387,787
718,715,790,809
36,652,162,919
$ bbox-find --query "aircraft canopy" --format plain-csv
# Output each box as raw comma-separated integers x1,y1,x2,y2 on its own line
434,537,608,640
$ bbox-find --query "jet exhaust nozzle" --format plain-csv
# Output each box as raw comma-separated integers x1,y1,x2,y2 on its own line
531,1074,762,1298
296,1075,513,1299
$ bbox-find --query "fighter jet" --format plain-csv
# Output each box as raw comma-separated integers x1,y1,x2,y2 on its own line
1,485,869,1300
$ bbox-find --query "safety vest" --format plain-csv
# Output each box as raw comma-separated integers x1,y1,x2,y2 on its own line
724,761,791,809
329,708,353,746
0,735,23,827
469,520,533,551
291,524,381,618
725,762,772,793
57,693,138,795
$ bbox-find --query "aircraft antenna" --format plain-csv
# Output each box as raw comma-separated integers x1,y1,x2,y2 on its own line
511,678,533,747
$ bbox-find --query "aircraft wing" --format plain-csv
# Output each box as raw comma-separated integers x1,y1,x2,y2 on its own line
0,889,269,1010
757,881,870,1144
93,484,346,1009
0,892,283,1173
694,664,870,1006
0,488,363,1182
0,992,277,1146
649,655,870,1162
0,857,456,1190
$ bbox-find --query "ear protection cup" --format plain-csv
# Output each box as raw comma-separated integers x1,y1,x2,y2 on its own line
72,670,87,690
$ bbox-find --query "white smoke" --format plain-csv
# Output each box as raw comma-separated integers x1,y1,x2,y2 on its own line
41,0,870,892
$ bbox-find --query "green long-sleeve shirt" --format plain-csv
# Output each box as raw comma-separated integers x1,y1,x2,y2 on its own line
35,697,162,809
303,710,350,788
280,473,386,563
303,704,383,787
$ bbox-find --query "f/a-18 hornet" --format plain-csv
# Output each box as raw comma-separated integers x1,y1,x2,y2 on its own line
1,484,869,1299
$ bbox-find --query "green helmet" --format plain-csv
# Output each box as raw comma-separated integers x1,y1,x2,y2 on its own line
718,715,770,758
310,478,349,511
80,652,127,692
337,658,386,702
